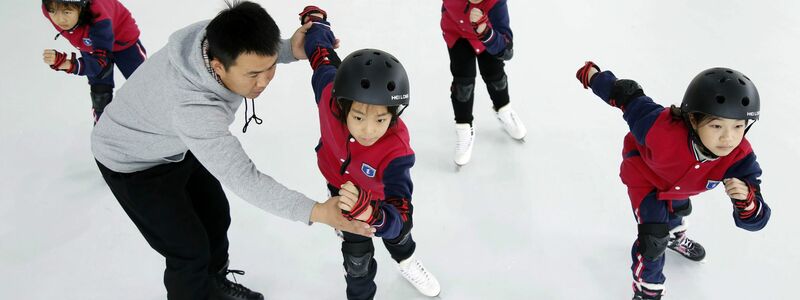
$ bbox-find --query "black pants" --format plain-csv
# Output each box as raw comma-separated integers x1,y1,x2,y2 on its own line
97,151,231,300
448,38,511,124
328,185,416,300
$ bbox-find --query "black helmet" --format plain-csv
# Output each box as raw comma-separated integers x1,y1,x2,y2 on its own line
332,49,410,108
48,0,89,7
681,67,759,121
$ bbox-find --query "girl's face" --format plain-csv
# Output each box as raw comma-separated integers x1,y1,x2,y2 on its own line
346,102,391,147
691,116,747,157
47,5,80,30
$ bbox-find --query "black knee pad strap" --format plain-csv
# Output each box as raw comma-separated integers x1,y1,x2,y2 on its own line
637,223,669,260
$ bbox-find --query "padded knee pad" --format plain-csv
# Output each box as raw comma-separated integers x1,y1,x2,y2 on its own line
672,201,692,217
90,84,113,115
342,240,374,278
637,223,669,260
486,74,508,92
451,78,475,103
343,252,373,278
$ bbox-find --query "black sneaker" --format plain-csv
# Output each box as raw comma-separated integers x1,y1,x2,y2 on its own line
632,285,663,300
667,230,706,261
212,267,264,300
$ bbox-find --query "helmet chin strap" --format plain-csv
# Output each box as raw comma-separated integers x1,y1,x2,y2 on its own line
744,119,757,135
682,114,719,160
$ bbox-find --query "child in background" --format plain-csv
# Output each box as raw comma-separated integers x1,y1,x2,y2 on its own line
41,0,145,123
441,0,524,166
300,6,441,300
576,61,771,300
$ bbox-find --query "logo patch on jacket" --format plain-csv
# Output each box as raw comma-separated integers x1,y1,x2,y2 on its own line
82,38,93,46
706,180,721,190
361,163,376,178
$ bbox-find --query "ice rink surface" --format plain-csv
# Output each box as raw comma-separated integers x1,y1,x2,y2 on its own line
1,1,798,299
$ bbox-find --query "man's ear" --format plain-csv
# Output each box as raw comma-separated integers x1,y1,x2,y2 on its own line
210,58,226,75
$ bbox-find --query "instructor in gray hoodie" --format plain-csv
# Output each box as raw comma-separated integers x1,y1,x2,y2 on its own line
91,2,372,299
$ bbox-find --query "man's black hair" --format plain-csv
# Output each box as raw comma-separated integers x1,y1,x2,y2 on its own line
206,0,281,70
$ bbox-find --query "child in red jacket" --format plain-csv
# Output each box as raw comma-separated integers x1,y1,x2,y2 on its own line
577,62,771,300
441,0,524,166
300,7,441,299
41,0,145,123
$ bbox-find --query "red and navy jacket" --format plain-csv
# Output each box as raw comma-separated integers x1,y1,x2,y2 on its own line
589,70,770,231
441,0,512,55
42,0,140,77
305,21,414,240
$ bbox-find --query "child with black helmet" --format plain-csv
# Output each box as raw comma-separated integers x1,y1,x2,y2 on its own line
41,0,145,123
441,0,524,166
576,62,771,300
299,6,441,299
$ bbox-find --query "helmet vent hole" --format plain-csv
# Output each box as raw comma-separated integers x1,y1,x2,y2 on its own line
742,97,750,106
353,54,362,58
361,79,370,89
373,51,381,56
715,95,726,104
744,75,751,81
385,61,392,68
391,57,399,63
387,81,396,92
365,59,372,66
725,70,734,74
705,72,715,76
738,79,746,85
719,78,727,83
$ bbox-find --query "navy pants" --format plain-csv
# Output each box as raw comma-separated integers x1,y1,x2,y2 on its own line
630,191,690,290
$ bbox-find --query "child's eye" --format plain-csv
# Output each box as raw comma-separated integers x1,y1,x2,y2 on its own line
353,116,363,121
710,124,722,129
377,118,386,123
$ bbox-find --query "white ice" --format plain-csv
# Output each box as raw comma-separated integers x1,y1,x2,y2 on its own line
2,1,799,299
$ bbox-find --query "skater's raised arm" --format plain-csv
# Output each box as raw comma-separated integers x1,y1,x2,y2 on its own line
576,61,665,145
300,6,341,103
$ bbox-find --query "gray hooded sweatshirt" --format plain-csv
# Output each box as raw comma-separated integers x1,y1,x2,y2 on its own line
91,20,316,224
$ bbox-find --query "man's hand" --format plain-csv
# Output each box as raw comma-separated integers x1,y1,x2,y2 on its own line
310,196,375,237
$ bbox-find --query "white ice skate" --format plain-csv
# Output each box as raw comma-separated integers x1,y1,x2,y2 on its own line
495,104,527,141
397,255,441,297
454,123,475,167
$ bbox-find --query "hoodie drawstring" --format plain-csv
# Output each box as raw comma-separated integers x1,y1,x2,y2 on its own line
242,98,262,133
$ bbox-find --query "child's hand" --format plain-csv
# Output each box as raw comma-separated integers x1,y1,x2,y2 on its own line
299,5,327,24
724,178,751,202
469,8,488,34
338,181,359,212
576,61,600,89
338,181,375,222
43,49,57,65
43,49,73,71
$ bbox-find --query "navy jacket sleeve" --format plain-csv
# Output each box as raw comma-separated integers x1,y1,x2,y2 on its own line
482,0,511,55
589,71,664,145
375,154,415,239
76,19,114,78
304,20,338,103
723,152,771,231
